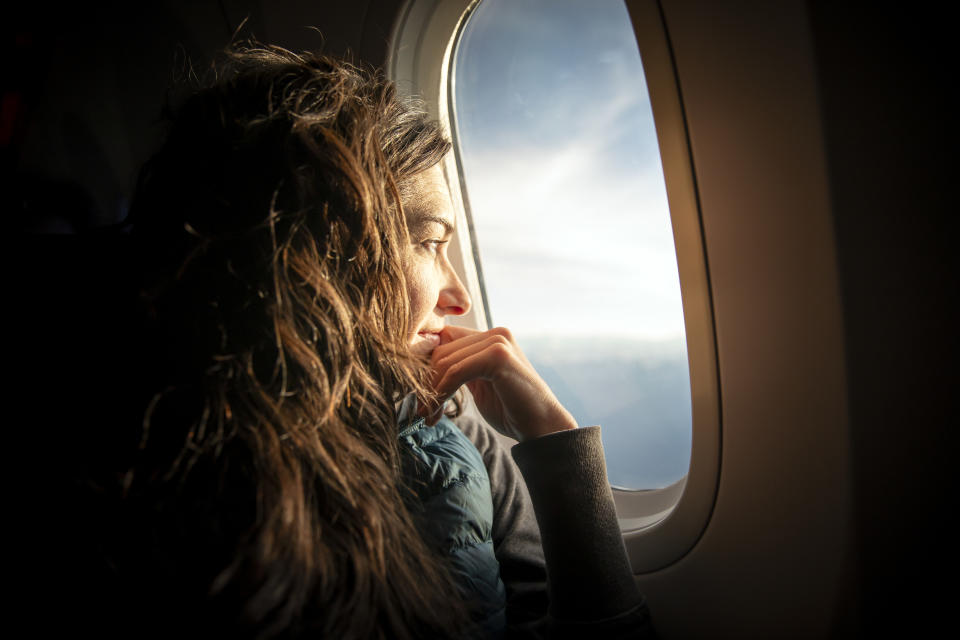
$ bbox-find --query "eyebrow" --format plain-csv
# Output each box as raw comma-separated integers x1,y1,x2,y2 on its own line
408,214,454,236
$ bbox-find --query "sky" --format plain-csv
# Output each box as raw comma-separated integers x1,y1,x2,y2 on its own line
453,0,686,343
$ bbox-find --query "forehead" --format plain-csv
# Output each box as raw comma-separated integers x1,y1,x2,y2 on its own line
403,164,455,233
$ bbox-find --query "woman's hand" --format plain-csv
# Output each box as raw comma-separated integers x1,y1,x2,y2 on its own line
423,325,578,441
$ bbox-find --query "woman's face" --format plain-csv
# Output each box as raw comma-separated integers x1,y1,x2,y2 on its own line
402,164,471,356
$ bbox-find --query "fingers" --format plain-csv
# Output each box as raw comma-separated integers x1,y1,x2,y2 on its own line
424,325,571,437
435,325,523,363
439,324,482,341
435,325,490,357
414,329,496,424
432,333,512,379
419,334,519,426
433,338,517,398
441,324,514,343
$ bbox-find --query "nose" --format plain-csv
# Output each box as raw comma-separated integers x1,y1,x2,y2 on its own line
437,262,471,316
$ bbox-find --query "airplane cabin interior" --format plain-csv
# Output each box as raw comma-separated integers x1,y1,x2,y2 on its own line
6,1,954,637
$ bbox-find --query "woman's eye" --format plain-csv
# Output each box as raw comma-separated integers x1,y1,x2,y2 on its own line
421,239,448,254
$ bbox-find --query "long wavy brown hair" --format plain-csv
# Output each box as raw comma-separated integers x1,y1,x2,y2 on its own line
119,44,466,638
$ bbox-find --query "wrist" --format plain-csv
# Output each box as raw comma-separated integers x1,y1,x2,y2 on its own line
524,409,578,440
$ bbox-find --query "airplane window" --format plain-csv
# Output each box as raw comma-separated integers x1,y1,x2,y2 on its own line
452,0,691,489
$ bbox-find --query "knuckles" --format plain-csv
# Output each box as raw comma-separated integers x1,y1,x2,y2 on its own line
486,341,513,364
424,324,568,437
431,336,517,385
489,334,511,348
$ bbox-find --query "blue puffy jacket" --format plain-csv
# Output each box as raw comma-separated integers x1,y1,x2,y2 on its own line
398,408,507,638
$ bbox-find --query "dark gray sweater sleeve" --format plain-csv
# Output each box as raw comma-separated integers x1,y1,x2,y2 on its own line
453,400,550,634
511,426,655,638
456,389,654,639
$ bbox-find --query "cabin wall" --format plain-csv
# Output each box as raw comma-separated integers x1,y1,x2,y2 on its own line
633,2,954,637
808,2,955,636
633,1,854,637
637,2,955,637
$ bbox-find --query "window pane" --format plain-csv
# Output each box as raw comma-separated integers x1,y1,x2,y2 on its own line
453,0,691,489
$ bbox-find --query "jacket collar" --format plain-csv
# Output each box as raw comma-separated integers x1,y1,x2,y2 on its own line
396,393,426,436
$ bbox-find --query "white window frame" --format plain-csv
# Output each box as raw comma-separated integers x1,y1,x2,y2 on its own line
386,0,720,574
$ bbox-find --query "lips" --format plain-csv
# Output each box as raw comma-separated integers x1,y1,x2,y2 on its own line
411,328,443,355
416,330,442,346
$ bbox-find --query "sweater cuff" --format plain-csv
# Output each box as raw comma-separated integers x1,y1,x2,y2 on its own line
511,426,643,622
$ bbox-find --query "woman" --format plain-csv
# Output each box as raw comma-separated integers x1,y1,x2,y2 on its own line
119,44,652,638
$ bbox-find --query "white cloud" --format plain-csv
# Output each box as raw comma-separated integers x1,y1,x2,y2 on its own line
463,137,686,340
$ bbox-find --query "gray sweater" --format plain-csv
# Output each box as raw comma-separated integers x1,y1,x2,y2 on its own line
453,392,655,639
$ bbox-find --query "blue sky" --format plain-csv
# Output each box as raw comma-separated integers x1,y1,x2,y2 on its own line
454,0,685,343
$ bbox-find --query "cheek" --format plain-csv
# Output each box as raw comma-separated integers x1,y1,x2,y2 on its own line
403,260,436,331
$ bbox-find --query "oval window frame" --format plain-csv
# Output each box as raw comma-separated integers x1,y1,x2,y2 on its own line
385,0,720,573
